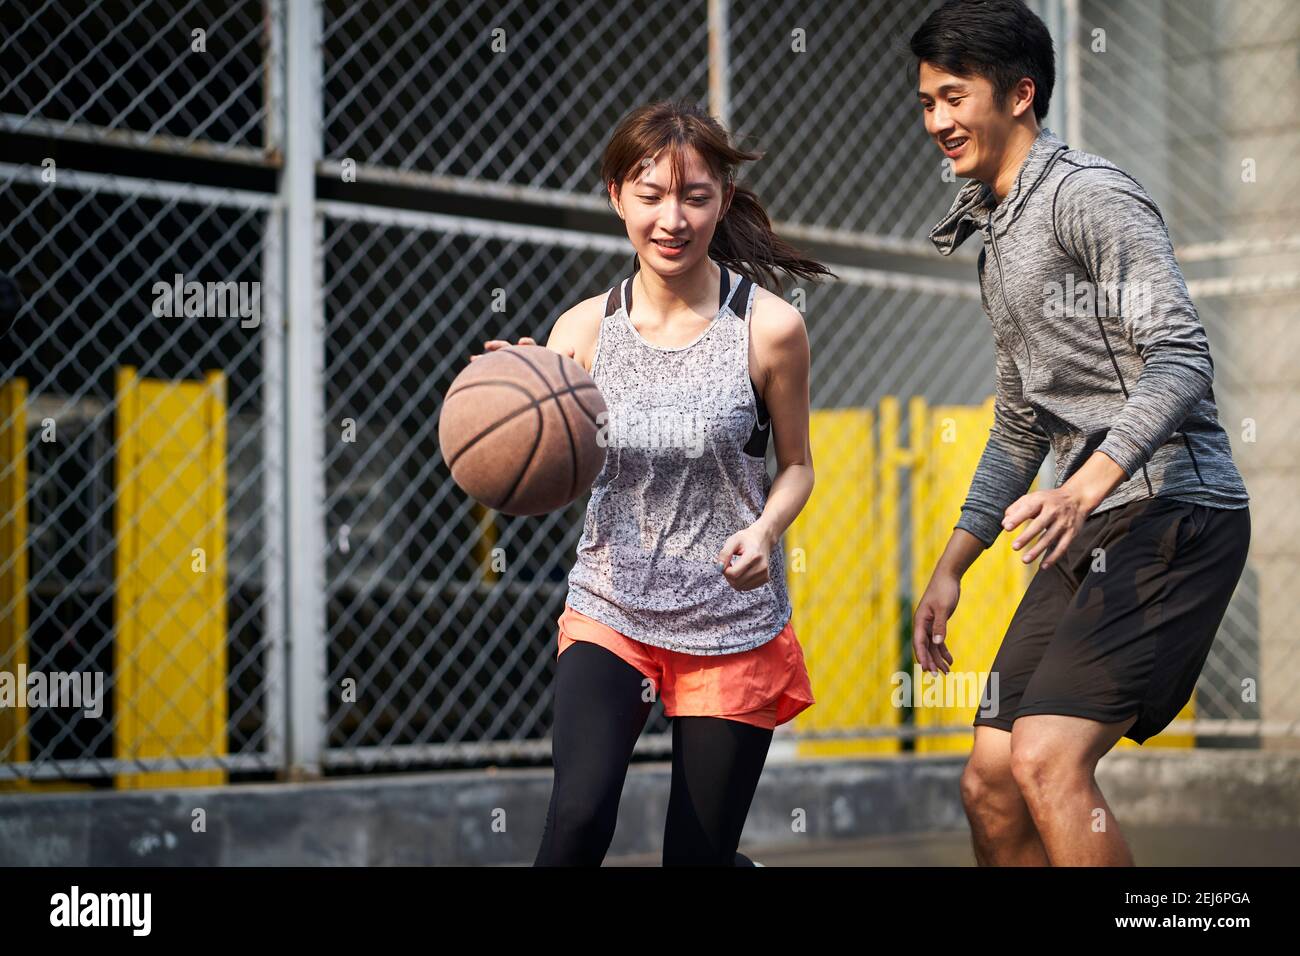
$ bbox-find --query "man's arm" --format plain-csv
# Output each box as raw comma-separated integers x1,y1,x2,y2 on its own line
915,307,1051,674
1052,168,1213,479
954,341,1053,548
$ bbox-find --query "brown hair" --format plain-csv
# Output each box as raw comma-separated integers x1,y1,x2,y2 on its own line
600,99,836,294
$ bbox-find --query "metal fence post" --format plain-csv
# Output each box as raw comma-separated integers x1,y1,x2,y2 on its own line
708,0,731,129
284,0,327,778
261,0,288,774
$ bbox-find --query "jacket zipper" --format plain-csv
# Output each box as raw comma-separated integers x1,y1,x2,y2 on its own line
986,222,1032,384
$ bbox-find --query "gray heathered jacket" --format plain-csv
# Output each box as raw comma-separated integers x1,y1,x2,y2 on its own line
930,127,1249,549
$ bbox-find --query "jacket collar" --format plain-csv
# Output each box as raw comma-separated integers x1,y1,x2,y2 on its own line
929,126,1069,255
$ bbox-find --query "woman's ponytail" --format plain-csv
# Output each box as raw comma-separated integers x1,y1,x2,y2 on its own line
711,179,835,294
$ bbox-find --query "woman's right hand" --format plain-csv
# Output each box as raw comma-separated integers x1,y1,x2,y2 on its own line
469,336,575,362
912,571,959,674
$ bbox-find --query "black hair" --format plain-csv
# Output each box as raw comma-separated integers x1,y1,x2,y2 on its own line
909,0,1055,122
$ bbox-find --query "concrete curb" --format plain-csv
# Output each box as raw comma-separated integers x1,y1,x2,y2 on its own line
1,750,1296,865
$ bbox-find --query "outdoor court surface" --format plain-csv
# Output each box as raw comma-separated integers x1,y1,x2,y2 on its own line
602,826,1300,866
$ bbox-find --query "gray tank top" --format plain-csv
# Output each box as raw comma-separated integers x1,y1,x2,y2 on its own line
565,259,794,655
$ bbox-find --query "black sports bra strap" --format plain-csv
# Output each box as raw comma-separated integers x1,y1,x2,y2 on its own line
623,262,734,317
727,275,754,317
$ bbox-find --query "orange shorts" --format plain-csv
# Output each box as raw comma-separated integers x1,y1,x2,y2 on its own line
556,604,815,730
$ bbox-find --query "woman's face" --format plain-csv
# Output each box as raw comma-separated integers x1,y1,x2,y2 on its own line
611,147,729,275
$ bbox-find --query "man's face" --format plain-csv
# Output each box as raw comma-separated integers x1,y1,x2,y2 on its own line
917,61,1017,185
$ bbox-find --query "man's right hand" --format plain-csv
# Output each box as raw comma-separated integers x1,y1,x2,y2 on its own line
912,572,959,674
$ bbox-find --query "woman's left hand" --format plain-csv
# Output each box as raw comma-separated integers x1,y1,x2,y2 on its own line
716,524,774,592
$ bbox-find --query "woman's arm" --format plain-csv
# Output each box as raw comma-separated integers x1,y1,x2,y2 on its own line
474,293,604,369
542,294,604,371
750,290,815,549
716,290,815,591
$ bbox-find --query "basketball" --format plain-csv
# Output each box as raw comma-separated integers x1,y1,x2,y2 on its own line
438,344,608,516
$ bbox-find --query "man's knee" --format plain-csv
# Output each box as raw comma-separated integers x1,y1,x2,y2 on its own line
960,751,1017,817
1009,731,1092,802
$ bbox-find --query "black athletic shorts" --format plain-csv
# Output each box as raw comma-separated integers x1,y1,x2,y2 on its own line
973,496,1250,744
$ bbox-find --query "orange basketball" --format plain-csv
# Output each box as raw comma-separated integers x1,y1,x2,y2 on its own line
438,344,608,516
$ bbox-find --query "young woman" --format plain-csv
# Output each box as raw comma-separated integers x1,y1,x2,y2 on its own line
475,99,833,866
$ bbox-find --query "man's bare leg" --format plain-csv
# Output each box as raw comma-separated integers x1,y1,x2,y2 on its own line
961,725,1049,866
1010,713,1138,866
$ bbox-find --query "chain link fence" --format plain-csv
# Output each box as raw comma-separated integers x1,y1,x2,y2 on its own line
1,0,277,162
1,0,1296,787
0,163,281,784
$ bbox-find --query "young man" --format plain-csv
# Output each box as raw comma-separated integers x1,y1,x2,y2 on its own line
908,0,1251,866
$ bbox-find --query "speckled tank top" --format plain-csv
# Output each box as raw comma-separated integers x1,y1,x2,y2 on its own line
564,259,794,655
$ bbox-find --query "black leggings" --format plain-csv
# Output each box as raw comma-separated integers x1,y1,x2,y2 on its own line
534,640,773,866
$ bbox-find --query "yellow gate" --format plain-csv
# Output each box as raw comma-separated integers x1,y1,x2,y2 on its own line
909,397,1033,753
0,379,31,789
789,394,1190,756
787,402,900,756
114,367,229,788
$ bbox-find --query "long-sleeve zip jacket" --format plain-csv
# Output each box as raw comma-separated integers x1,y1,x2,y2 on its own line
929,127,1249,548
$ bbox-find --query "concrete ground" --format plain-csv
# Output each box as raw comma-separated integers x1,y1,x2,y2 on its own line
605,825,1300,866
